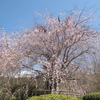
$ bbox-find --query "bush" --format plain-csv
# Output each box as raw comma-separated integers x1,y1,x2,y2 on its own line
83,92,100,100
27,94,80,100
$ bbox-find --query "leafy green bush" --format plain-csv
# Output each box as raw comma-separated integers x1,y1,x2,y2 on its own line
27,94,80,100
83,92,100,100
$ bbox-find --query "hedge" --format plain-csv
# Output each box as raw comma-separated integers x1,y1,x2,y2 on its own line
83,92,100,100
27,94,80,100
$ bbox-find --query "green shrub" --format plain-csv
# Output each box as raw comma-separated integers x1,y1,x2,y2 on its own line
27,94,80,100
83,92,100,100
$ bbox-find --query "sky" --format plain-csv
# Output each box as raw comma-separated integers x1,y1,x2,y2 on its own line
0,0,100,33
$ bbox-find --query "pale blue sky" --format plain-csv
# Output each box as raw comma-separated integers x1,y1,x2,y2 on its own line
0,0,100,33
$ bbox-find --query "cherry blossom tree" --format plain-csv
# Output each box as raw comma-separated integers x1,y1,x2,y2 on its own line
5,10,99,94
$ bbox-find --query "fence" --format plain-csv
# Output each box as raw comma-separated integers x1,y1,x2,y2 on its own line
32,90,80,97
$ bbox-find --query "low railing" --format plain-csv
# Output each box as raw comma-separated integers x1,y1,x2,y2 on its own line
31,90,51,96
31,90,80,97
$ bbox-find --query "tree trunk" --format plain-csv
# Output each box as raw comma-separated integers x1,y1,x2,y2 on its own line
55,69,60,94
51,77,55,94
56,78,60,94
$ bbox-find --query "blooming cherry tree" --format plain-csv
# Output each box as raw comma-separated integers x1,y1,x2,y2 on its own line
5,10,99,94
